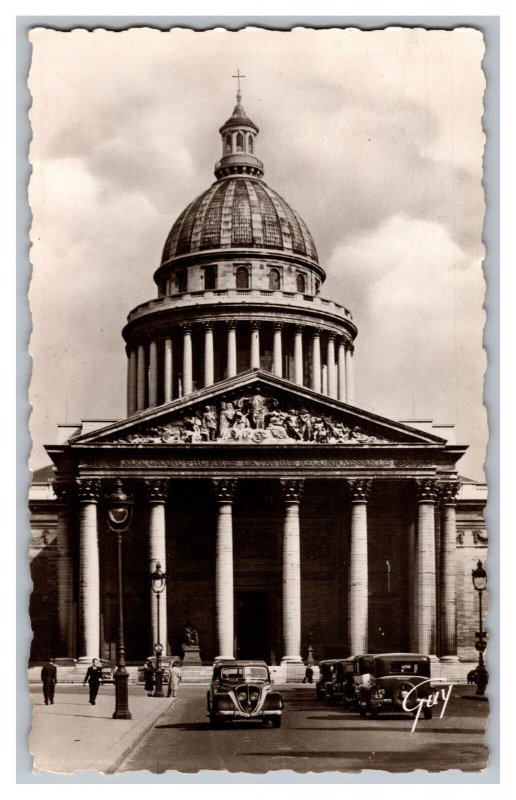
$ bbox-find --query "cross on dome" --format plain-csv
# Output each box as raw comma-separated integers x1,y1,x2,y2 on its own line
232,68,246,103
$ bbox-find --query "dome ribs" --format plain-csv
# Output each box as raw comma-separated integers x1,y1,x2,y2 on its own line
219,179,238,247
252,181,283,250
199,181,231,251
244,179,265,247
231,179,253,246
176,192,209,256
262,184,294,253
190,184,221,253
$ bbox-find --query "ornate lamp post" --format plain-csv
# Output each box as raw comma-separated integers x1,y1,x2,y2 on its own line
106,479,133,719
150,562,167,698
471,559,488,696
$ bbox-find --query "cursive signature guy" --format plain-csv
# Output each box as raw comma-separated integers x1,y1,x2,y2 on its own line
402,678,453,733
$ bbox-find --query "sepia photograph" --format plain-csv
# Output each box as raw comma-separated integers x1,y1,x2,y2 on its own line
25,23,491,777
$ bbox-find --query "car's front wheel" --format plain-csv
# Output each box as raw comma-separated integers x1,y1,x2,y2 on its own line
209,710,224,728
271,716,281,728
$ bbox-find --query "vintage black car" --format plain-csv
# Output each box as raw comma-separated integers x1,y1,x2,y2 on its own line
207,660,284,727
324,655,375,706
316,659,340,701
357,653,434,719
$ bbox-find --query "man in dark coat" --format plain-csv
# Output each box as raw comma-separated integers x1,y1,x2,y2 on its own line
83,658,103,705
143,659,155,696
41,658,57,705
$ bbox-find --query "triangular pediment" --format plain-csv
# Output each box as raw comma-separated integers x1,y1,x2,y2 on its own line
70,370,447,447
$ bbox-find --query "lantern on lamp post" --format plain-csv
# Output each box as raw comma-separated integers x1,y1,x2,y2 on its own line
150,562,167,698
106,479,133,719
471,559,488,697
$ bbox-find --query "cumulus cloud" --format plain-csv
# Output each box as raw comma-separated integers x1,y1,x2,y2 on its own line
27,27,486,480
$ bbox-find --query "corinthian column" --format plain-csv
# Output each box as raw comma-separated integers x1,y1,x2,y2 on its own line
164,337,173,403
327,334,337,398
294,326,303,385
127,349,137,416
415,479,438,655
280,480,304,664
54,482,74,657
76,478,101,662
311,330,321,393
250,322,260,369
213,480,237,660
337,339,346,402
440,481,460,658
182,324,193,395
273,323,283,378
146,479,169,652
345,344,355,404
227,322,237,378
148,340,158,407
348,479,372,654
136,343,146,411
204,322,214,387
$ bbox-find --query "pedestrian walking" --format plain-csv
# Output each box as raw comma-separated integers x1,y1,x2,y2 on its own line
303,665,314,684
40,658,57,705
143,659,155,696
83,658,103,705
167,661,182,698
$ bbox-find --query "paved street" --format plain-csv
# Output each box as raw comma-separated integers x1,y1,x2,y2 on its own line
119,685,489,775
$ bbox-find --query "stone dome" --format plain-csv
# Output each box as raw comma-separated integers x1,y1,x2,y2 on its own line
161,176,319,266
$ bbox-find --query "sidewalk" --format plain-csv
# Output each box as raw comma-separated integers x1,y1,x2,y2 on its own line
29,685,174,775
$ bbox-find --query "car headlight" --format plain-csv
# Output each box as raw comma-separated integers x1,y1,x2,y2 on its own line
250,692,259,701
237,692,247,702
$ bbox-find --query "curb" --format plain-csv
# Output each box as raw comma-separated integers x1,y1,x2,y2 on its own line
93,697,175,774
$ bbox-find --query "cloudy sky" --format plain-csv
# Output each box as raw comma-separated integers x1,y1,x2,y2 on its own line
28,26,487,480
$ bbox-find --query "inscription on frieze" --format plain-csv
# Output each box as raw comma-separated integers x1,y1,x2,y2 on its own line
82,456,430,470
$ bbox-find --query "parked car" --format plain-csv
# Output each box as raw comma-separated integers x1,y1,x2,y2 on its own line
357,653,434,719
100,663,115,684
207,660,284,727
325,655,375,706
316,659,340,701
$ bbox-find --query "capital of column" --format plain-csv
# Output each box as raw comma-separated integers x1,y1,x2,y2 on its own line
327,332,336,341
280,479,305,503
227,320,237,330
415,478,438,503
145,478,170,503
346,341,355,354
76,478,101,503
251,320,260,330
439,480,460,506
182,323,192,334
274,321,284,331
213,479,237,502
203,321,214,332
311,328,321,340
347,478,372,503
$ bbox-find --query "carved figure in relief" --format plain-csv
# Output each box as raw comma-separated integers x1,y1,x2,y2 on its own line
219,400,236,439
249,390,267,429
231,410,251,441
203,405,217,441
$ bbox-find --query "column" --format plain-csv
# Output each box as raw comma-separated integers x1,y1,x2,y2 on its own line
164,337,173,403
182,324,193,395
76,479,101,662
273,323,283,378
227,322,237,378
311,330,321,393
348,479,372,654
136,343,146,411
407,518,417,652
250,322,260,369
440,481,460,658
146,479,169,652
327,334,337,398
337,339,347,402
148,340,158,407
213,479,237,660
415,479,438,655
204,322,214,387
294,326,303,385
54,483,74,657
345,344,355,404
280,479,304,664
127,349,137,416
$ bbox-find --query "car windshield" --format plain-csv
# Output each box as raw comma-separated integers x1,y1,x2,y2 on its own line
377,660,430,677
220,666,269,682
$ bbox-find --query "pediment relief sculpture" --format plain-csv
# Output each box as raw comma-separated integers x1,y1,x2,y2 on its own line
108,391,391,446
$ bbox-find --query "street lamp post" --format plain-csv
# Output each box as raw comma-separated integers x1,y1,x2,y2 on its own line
150,562,167,698
471,559,488,697
106,479,133,720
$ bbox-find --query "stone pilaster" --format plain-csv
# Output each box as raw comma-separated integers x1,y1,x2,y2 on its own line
227,322,237,378
204,322,214,387
294,326,303,385
347,479,372,654
182,324,193,395
273,323,283,378
145,479,169,652
54,482,75,657
439,481,460,658
213,479,237,660
76,478,101,662
415,478,438,655
280,479,304,664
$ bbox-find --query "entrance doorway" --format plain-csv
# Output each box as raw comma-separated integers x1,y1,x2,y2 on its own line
236,591,270,662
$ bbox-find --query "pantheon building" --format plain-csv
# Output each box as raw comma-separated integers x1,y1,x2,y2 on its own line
29,90,487,676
